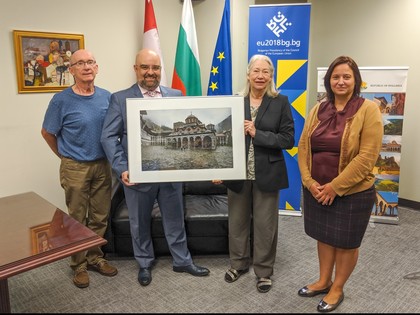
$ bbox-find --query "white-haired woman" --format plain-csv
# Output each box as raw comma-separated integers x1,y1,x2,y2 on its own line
215,54,295,293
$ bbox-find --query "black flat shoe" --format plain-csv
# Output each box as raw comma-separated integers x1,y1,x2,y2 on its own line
317,293,344,312
173,264,210,276
138,267,152,286
298,284,332,297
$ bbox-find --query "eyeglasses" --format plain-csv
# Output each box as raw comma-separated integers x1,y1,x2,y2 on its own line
136,64,161,71
70,60,96,68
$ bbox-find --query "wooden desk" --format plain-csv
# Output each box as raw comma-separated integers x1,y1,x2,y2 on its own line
0,192,107,313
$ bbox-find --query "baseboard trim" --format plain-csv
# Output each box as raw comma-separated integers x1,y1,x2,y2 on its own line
278,209,302,217
370,215,399,225
399,198,420,210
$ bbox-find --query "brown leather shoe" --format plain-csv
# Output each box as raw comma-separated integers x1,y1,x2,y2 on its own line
88,260,118,277
73,267,89,288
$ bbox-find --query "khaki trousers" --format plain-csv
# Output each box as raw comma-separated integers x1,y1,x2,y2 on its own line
227,181,279,278
60,157,111,269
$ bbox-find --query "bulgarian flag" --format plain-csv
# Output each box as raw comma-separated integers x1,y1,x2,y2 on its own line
143,0,167,86
172,0,202,96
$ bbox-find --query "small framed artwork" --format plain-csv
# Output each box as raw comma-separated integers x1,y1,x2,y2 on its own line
126,95,246,183
13,30,84,93
30,223,52,254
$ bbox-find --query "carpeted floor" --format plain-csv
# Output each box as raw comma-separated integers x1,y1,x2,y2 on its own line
9,206,420,313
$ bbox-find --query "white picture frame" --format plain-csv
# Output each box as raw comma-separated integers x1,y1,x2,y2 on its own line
126,95,246,183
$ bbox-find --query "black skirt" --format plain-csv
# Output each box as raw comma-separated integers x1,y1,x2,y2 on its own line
302,185,376,249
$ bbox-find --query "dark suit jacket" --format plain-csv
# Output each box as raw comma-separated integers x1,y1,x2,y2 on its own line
225,94,295,193
100,83,182,191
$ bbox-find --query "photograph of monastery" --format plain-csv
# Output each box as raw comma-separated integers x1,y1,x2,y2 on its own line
126,96,246,183
140,107,233,171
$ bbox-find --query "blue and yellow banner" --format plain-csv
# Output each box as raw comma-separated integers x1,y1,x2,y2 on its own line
248,4,311,213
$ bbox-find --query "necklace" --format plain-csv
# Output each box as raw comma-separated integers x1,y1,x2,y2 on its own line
250,94,262,108
250,91,263,99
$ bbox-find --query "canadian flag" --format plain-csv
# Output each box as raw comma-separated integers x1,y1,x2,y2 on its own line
143,0,167,86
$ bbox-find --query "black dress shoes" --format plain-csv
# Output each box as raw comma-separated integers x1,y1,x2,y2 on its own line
298,284,332,297
138,267,152,286
173,264,210,276
317,293,344,312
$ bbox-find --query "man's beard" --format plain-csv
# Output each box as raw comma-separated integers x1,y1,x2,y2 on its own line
141,75,159,90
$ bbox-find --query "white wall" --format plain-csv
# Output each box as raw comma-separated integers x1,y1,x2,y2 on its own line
0,0,418,212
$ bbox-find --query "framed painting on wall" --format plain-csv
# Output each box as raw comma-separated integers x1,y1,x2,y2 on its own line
126,95,246,183
13,30,84,93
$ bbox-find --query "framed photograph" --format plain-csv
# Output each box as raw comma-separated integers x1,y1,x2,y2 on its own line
13,30,84,93
126,95,246,183
30,223,52,254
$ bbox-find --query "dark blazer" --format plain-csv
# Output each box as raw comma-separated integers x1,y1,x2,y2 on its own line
100,83,182,191
226,93,295,193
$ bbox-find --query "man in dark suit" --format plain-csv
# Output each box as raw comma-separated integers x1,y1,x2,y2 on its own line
100,49,209,286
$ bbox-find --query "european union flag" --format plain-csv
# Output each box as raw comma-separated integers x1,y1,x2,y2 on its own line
207,0,232,95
